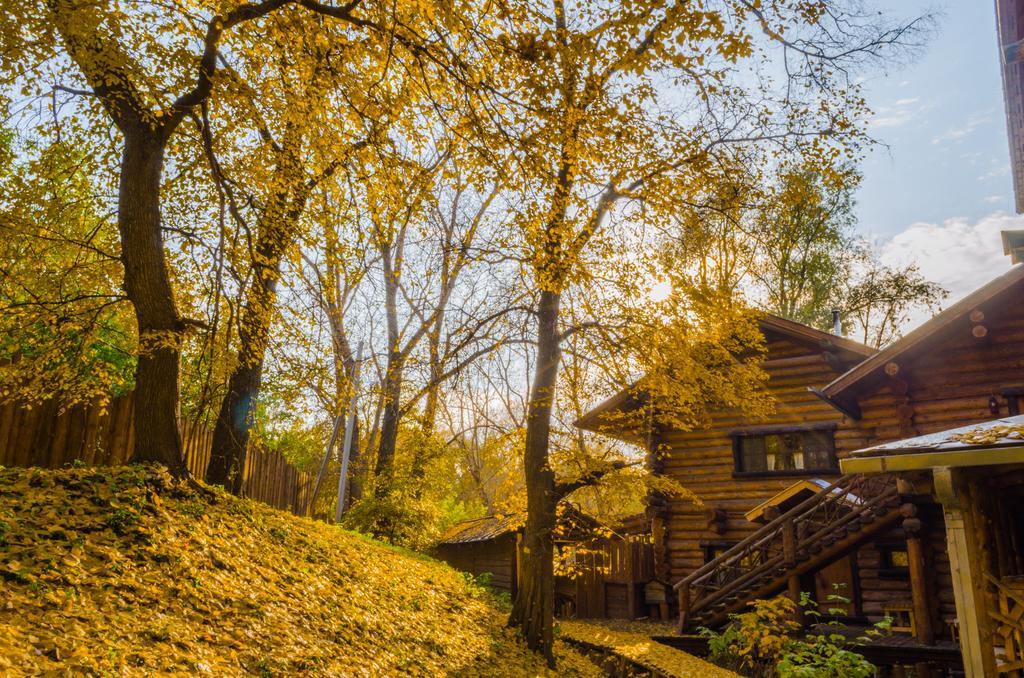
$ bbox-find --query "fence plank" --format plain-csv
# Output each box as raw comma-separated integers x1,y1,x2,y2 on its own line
0,396,308,517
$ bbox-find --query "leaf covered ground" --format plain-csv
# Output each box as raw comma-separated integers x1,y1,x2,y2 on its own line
559,619,738,678
0,464,599,676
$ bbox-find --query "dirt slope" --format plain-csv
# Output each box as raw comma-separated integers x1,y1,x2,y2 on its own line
0,464,597,676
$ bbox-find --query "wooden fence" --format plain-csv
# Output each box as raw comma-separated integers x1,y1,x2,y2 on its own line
0,394,314,516
566,534,657,620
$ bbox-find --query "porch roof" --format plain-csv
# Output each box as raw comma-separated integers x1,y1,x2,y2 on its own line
841,415,1024,474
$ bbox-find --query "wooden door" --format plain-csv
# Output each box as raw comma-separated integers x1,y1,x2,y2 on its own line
814,555,858,617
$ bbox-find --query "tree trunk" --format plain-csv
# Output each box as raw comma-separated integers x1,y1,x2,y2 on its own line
120,128,188,476
207,208,296,493
373,350,404,496
410,311,444,486
509,289,561,667
331,336,361,510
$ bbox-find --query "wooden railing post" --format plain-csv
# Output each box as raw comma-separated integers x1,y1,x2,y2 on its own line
626,537,637,619
782,517,797,568
902,503,936,646
677,584,690,633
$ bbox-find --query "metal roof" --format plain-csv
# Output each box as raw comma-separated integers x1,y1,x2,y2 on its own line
851,416,1024,457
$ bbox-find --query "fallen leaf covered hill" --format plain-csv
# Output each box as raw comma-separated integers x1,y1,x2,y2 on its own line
0,464,599,676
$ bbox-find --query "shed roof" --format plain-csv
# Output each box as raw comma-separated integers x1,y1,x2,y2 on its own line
437,513,523,545
820,264,1024,413
851,415,1024,457
743,478,862,523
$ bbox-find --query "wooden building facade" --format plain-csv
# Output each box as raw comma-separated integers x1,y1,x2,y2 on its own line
577,263,1024,671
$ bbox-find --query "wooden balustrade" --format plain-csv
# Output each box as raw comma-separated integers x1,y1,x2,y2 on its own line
675,473,900,630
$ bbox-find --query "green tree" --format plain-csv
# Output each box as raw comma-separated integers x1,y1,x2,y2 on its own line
0,133,134,406
750,163,859,327
839,254,947,348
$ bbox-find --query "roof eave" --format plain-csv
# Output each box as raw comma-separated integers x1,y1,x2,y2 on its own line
841,444,1024,475
823,264,1024,403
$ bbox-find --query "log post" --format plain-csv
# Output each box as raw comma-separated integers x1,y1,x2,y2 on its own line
788,574,804,625
901,503,935,645
626,538,637,620
782,518,803,624
782,517,797,568
677,584,689,633
934,467,996,677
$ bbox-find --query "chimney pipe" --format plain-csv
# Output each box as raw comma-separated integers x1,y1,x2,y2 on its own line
832,309,842,336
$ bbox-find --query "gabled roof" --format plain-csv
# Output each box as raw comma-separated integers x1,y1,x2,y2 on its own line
821,264,1024,412
576,313,873,436
758,314,875,362
437,504,608,546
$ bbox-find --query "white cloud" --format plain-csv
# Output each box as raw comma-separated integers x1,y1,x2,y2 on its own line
869,97,932,130
978,164,1011,182
877,213,1024,319
983,195,1005,204
931,111,993,146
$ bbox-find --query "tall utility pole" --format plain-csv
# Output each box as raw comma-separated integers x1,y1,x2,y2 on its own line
335,341,363,523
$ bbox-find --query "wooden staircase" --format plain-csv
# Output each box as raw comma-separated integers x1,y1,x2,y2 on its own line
675,474,902,631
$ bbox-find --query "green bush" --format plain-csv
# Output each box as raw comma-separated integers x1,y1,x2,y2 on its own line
700,590,890,678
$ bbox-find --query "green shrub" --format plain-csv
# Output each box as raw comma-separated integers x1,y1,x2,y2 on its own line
700,590,890,678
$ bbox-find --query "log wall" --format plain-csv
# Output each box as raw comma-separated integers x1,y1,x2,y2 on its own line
838,291,1024,630
658,336,857,580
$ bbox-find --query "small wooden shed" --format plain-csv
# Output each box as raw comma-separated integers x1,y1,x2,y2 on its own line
434,514,522,595
436,508,660,620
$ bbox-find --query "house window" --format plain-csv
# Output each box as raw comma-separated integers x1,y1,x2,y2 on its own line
731,425,838,476
879,544,911,579
1004,387,1024,416
702,541,738,564
883,606,915,634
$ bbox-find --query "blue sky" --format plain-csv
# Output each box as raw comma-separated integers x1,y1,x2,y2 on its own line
856,0,1023,305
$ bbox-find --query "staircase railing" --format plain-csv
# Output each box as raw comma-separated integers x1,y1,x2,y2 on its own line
675,473,898,631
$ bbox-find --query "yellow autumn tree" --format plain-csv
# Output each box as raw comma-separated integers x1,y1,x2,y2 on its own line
462,0,927,663
5,0,476,477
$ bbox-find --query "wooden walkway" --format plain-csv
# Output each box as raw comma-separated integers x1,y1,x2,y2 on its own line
559,620,737,677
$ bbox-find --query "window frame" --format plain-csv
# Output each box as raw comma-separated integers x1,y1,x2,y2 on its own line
877,542,911,579
701,541,738,565
730,423,840,478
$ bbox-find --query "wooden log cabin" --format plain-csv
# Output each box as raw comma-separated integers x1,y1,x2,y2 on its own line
577,262,1024,672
